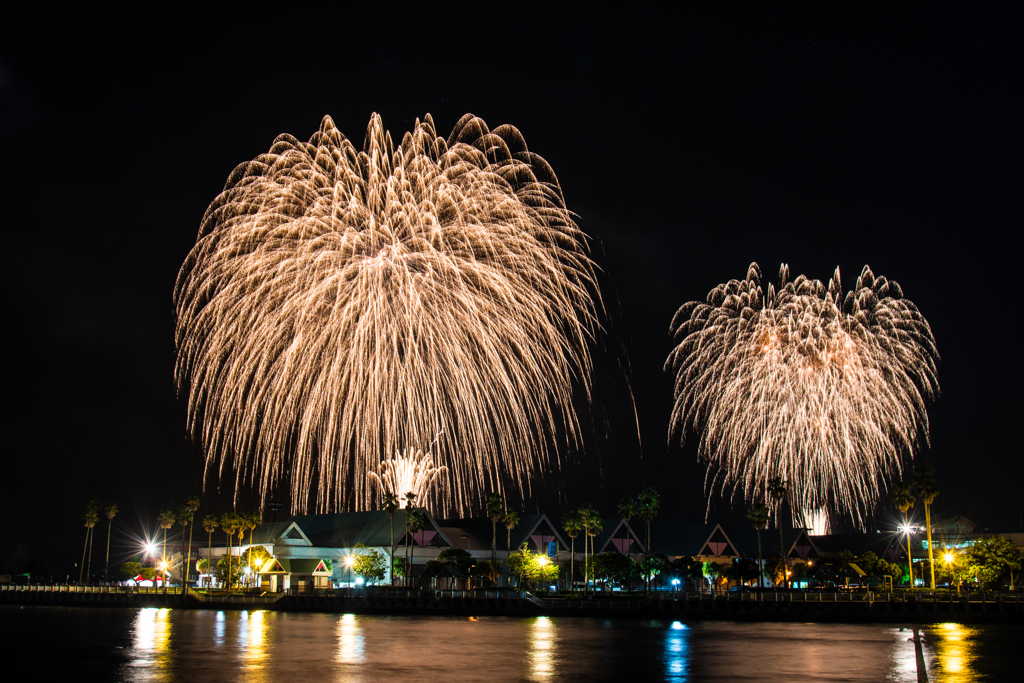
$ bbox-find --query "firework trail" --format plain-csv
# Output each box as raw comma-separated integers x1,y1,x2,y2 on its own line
369,448,449,509
665,263,938,527
175,113,600,514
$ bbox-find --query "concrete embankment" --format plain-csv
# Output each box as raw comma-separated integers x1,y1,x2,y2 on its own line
2,587,1021,624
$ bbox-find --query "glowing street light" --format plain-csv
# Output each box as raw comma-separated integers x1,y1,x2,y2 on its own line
943,551,954,594
345,555,356,590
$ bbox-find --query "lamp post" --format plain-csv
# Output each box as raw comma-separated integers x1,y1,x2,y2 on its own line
345,555,356,595
900,523,914,589
944,551,954,594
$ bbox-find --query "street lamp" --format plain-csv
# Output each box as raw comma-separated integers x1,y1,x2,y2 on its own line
899,523,915,588
345,555,356,592
943,551,954,594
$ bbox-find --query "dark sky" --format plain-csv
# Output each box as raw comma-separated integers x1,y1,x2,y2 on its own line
2,10,1020,578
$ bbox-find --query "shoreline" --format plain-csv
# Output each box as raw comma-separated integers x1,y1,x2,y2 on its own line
2,587,1021,624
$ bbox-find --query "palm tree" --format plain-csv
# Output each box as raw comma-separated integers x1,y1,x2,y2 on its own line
914,467,940,590
636,488,660,592
202,515,218,587
767,478,789,589
577,504,600,594
747,503,769,589
503,509,520,587
892,482,916,588
79,499,100,583
157,510,176,592
244,511,261,586
382,492,400,585
84,496,102,582
220,512,238,589
486,492,504,587
562,511,582,592
235,514,249,584
183,496,201,590
175,506,195,588
617,496,637,591
404,493,417,587
586,513,603,592
103,503,118,582
407,508,426,589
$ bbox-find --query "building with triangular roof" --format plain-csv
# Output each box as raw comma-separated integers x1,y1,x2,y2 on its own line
199,509,456,591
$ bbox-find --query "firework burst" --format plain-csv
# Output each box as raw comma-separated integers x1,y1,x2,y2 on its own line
665,263,939,526
369,449,449,509
175,113,600,514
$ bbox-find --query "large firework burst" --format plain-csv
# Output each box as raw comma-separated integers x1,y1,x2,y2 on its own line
665,263,939,526
175,113,600,514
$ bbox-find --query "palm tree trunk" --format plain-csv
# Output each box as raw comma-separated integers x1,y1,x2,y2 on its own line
491,520,497,587
569,537,575,593
186,523,194,593
645,521,651,594
207,531,213,588
904,515,914,588
105,518,113,582
757,530,763,589
86,526,95,582
778,520,787,589
162,528,168,594
623,519,631,592
225,530,232,590
80,528,89,583
389,515,395,586
925,501,936,590
583,524,589,595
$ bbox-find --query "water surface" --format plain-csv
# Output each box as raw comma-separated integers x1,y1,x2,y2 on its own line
2,606,1017,681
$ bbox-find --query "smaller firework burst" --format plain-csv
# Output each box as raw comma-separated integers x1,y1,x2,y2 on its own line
369,449,449,510
665,263,939,527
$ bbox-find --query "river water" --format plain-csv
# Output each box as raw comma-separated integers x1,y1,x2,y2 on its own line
3,606,1018,681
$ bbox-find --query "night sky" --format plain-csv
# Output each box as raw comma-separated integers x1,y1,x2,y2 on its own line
3,11,1020,578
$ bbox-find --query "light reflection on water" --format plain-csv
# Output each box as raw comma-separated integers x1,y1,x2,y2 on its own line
529,616,555,680
664,621,690,680
336,613,365,668
927,622,980,682
131,607,172,681
2,606,1018,682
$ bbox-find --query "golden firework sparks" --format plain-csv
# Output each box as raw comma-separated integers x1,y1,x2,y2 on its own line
665,263,939,527
368,448,448,509
175,113,600,514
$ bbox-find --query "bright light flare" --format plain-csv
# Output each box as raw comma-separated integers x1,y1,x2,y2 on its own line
666,263,939,527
